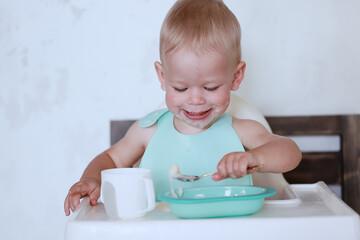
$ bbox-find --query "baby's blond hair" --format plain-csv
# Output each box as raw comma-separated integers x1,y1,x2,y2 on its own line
160,0,241,65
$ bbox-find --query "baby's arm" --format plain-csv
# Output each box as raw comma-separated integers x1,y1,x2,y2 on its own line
64,121,156,216
213,118,301,181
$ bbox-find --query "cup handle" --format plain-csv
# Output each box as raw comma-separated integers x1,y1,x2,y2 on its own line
138,177,155,214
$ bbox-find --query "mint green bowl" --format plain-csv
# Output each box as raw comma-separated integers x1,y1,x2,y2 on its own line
157,186,276,219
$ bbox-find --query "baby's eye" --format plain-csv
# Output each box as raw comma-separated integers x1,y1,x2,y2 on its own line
204,86,219,91
174,87,188,92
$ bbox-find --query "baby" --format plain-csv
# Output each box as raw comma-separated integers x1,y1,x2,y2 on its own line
64,0,301,216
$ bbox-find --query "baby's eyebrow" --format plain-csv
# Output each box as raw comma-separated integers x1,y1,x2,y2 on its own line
167,77,188,84
170,81,188,86
202,79,223,85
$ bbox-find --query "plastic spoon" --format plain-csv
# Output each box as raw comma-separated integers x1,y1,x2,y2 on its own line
174,165,263,182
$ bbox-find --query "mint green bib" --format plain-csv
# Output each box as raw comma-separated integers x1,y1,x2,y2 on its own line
139,109,252,199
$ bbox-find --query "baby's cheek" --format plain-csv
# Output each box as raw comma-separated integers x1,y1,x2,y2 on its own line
165,95,175,108
213,95,230,108
166,93,178,104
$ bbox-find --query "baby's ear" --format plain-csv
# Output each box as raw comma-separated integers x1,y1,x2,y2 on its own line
154,61,166,91
231,61,246,91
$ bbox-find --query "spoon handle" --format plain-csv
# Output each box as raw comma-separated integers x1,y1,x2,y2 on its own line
199,172,216,178
206,165,263,177
176,165,263,182
247,164,263,172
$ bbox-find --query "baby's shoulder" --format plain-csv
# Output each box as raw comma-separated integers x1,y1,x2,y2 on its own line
231,116,268,133
138,108,169,128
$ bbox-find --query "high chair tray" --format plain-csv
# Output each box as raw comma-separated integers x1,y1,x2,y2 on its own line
65,182,360,240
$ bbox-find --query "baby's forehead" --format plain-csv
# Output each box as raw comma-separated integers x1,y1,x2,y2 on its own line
162,49,236,84
163,44,234,64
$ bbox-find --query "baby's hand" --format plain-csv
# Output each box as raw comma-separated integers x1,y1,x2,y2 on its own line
212,152,260,181
64,178,100,216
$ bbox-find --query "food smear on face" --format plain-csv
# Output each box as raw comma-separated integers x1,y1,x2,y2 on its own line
168,164,184,198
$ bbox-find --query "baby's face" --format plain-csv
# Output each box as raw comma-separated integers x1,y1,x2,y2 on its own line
157,48,240,133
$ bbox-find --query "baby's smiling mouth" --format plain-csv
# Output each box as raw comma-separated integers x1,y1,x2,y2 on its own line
183,109,211,120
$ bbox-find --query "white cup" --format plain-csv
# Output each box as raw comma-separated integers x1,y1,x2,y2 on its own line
101,168,155,219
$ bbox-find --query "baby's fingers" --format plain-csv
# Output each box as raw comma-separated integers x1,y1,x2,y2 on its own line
64,183,89,216
217,154,238,178
211,172,225,181
216,157,229,178
216,152,253,180
64,194,71,216
70,193,82,212
64,191,81,216
69,182,91,195
88,188,100,206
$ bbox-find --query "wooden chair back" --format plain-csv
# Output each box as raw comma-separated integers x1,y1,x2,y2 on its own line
266,115,360,213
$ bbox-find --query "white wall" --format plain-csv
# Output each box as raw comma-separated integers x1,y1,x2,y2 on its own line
0,0,359,239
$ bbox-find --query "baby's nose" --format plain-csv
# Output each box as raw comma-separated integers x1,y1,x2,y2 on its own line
187,89,206,105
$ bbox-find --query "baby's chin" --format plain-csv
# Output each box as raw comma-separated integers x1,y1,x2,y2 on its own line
176,111,218,130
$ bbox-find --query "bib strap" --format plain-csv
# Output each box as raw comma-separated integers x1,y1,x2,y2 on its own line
138,108,169,128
